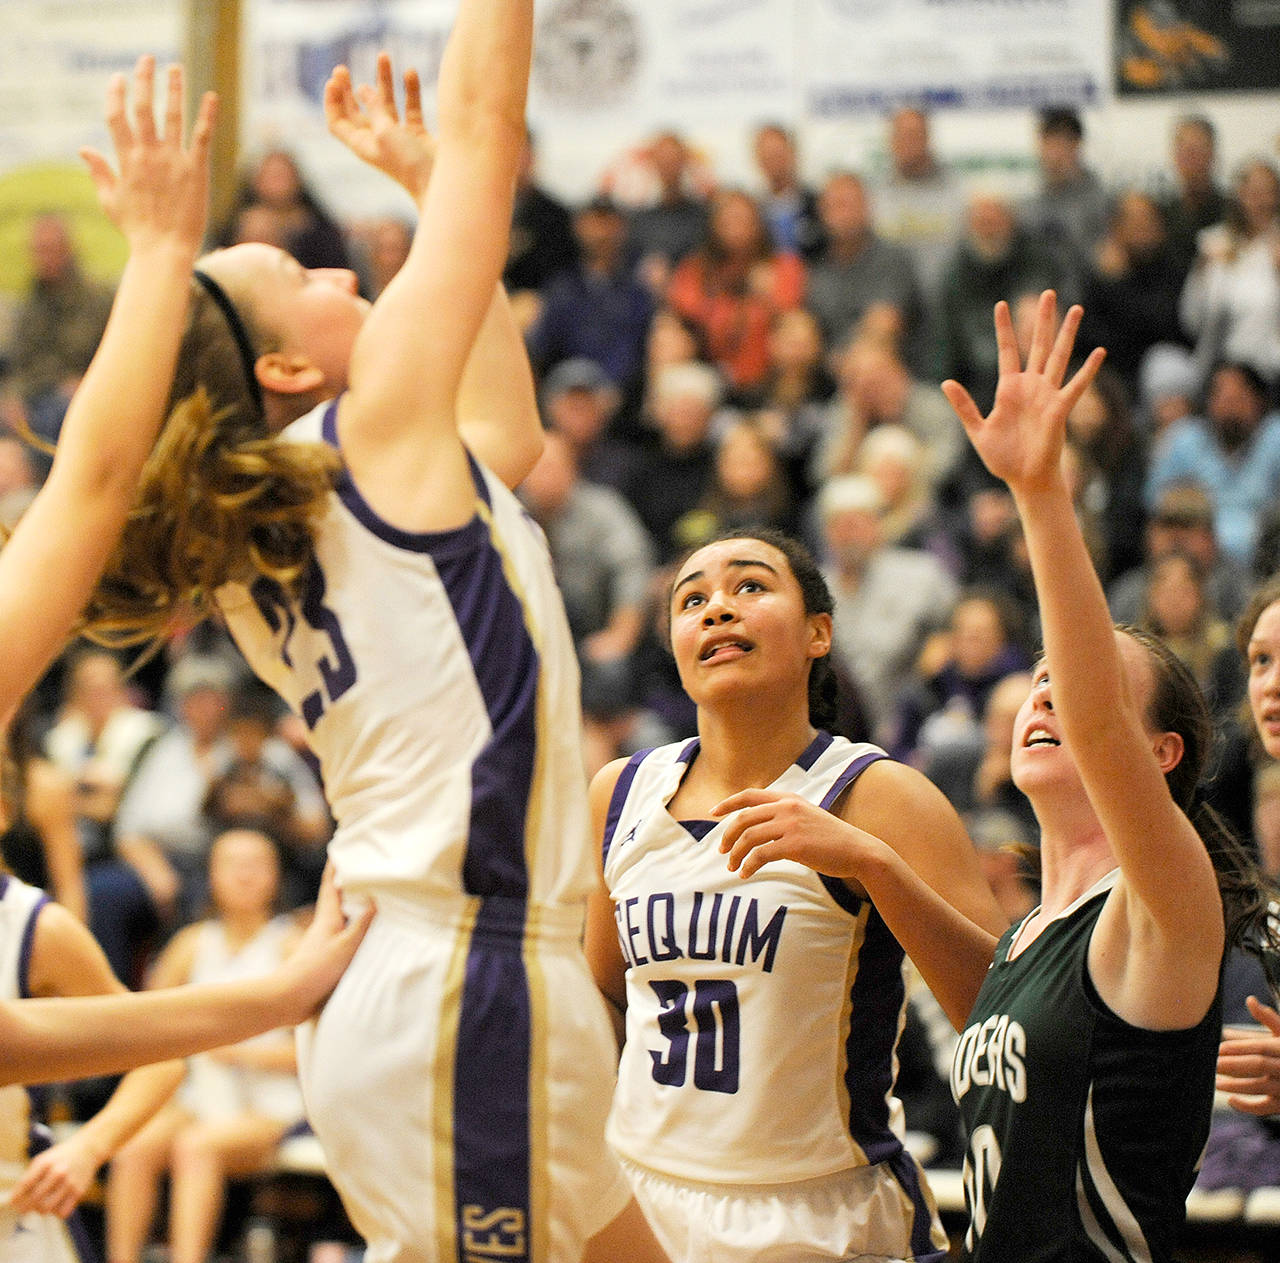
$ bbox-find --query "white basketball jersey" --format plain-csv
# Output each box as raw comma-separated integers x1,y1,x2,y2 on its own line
0,878,86,1263
0,876,44,1171
602,732,914,1185
219,401,593,907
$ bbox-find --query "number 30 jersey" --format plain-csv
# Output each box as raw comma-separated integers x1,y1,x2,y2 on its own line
217,399,595,908
601,732,914,1185
953,871,1221,1262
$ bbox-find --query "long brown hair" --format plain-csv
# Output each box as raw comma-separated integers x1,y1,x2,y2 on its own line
79,274,340,649
1125,625,1280,973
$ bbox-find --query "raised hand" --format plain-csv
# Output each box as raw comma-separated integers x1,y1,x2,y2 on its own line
325,52,435,201
941,290,1105,498
1217,994,1280,1116
80,56,216,257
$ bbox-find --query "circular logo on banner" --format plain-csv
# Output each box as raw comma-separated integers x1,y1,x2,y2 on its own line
534,0,643,109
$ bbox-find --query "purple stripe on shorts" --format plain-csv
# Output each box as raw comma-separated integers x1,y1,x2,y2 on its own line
453,898,533,1263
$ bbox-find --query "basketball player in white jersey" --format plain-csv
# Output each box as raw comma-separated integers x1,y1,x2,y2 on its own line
585,528,1007,1262
77,6,668,1261
0,58,369,1087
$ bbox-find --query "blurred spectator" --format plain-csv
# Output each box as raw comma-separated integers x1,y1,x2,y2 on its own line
106,828,307,1263
519,431,654,773
1136,341,1199,436
526,194,653,405
747,308,835,502
3,213,114,456
354,215,414,300
612,131,713,291
890,589,1031,770
1145,360,1280,567
1063,366,1149,584
214,149,350,271
938,192,1062,413
855,424,958,570
751,123,824,260
967,673,1040,855
1078,190,1189,391
540,357,640,494
627,362,720,561
817,474,958,745
965,803,1039,923
953,487,1038,629
1136,550,1243,718
668,190,806,395
0,435,38,525
871,106,967,304
1020,106,1110,302
806,173,925,368
685,413,796,546
1180,157,1280,388
1108,482,1251,627
202,688,329,910
43,647,166,862
113,655,242,928
505,129,579,296
1157,115,1228,270
2,695,86,922
814,333,965,498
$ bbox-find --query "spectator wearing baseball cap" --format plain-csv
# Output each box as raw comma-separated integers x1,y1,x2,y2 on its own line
540,357,642,495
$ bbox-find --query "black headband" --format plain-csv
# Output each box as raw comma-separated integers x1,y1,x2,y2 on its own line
192,268,265,418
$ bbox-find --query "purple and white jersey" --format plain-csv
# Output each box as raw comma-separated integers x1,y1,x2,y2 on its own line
602,733,919,1186
218,400,594,908
0,876,45,1172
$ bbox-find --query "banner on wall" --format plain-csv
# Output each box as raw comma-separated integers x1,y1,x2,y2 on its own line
1114,0,1280,94
245,0,798,216
802,0,1110,116
0,1,182,293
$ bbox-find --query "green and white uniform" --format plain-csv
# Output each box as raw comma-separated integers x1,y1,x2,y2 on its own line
952,869,1221,1262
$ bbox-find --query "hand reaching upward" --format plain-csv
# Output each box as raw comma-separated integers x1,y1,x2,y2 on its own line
325,52,436,202
941,290,1106,499
80,57,216,258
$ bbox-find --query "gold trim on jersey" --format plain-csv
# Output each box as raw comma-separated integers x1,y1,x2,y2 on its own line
435,897,480,1262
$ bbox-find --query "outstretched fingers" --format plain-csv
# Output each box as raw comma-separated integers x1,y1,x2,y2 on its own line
324,64,360,135
941,378,984,435
993,299,1021,379
161,62,184,146
1060,345,1107,413
131,55,158,145
1043,302,1083,386
1023,289,1058,375
403,67,424,128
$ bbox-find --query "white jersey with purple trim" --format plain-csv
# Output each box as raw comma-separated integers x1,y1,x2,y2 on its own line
0,876,90,1263
217,400,593,908
602,732,922,1187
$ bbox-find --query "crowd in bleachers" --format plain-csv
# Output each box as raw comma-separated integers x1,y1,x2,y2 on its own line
1,98,1279,1256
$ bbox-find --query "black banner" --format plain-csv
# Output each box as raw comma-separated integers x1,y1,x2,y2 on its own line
1115,0,1280,94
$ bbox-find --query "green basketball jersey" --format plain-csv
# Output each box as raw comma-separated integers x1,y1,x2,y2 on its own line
953,870,1221,1262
